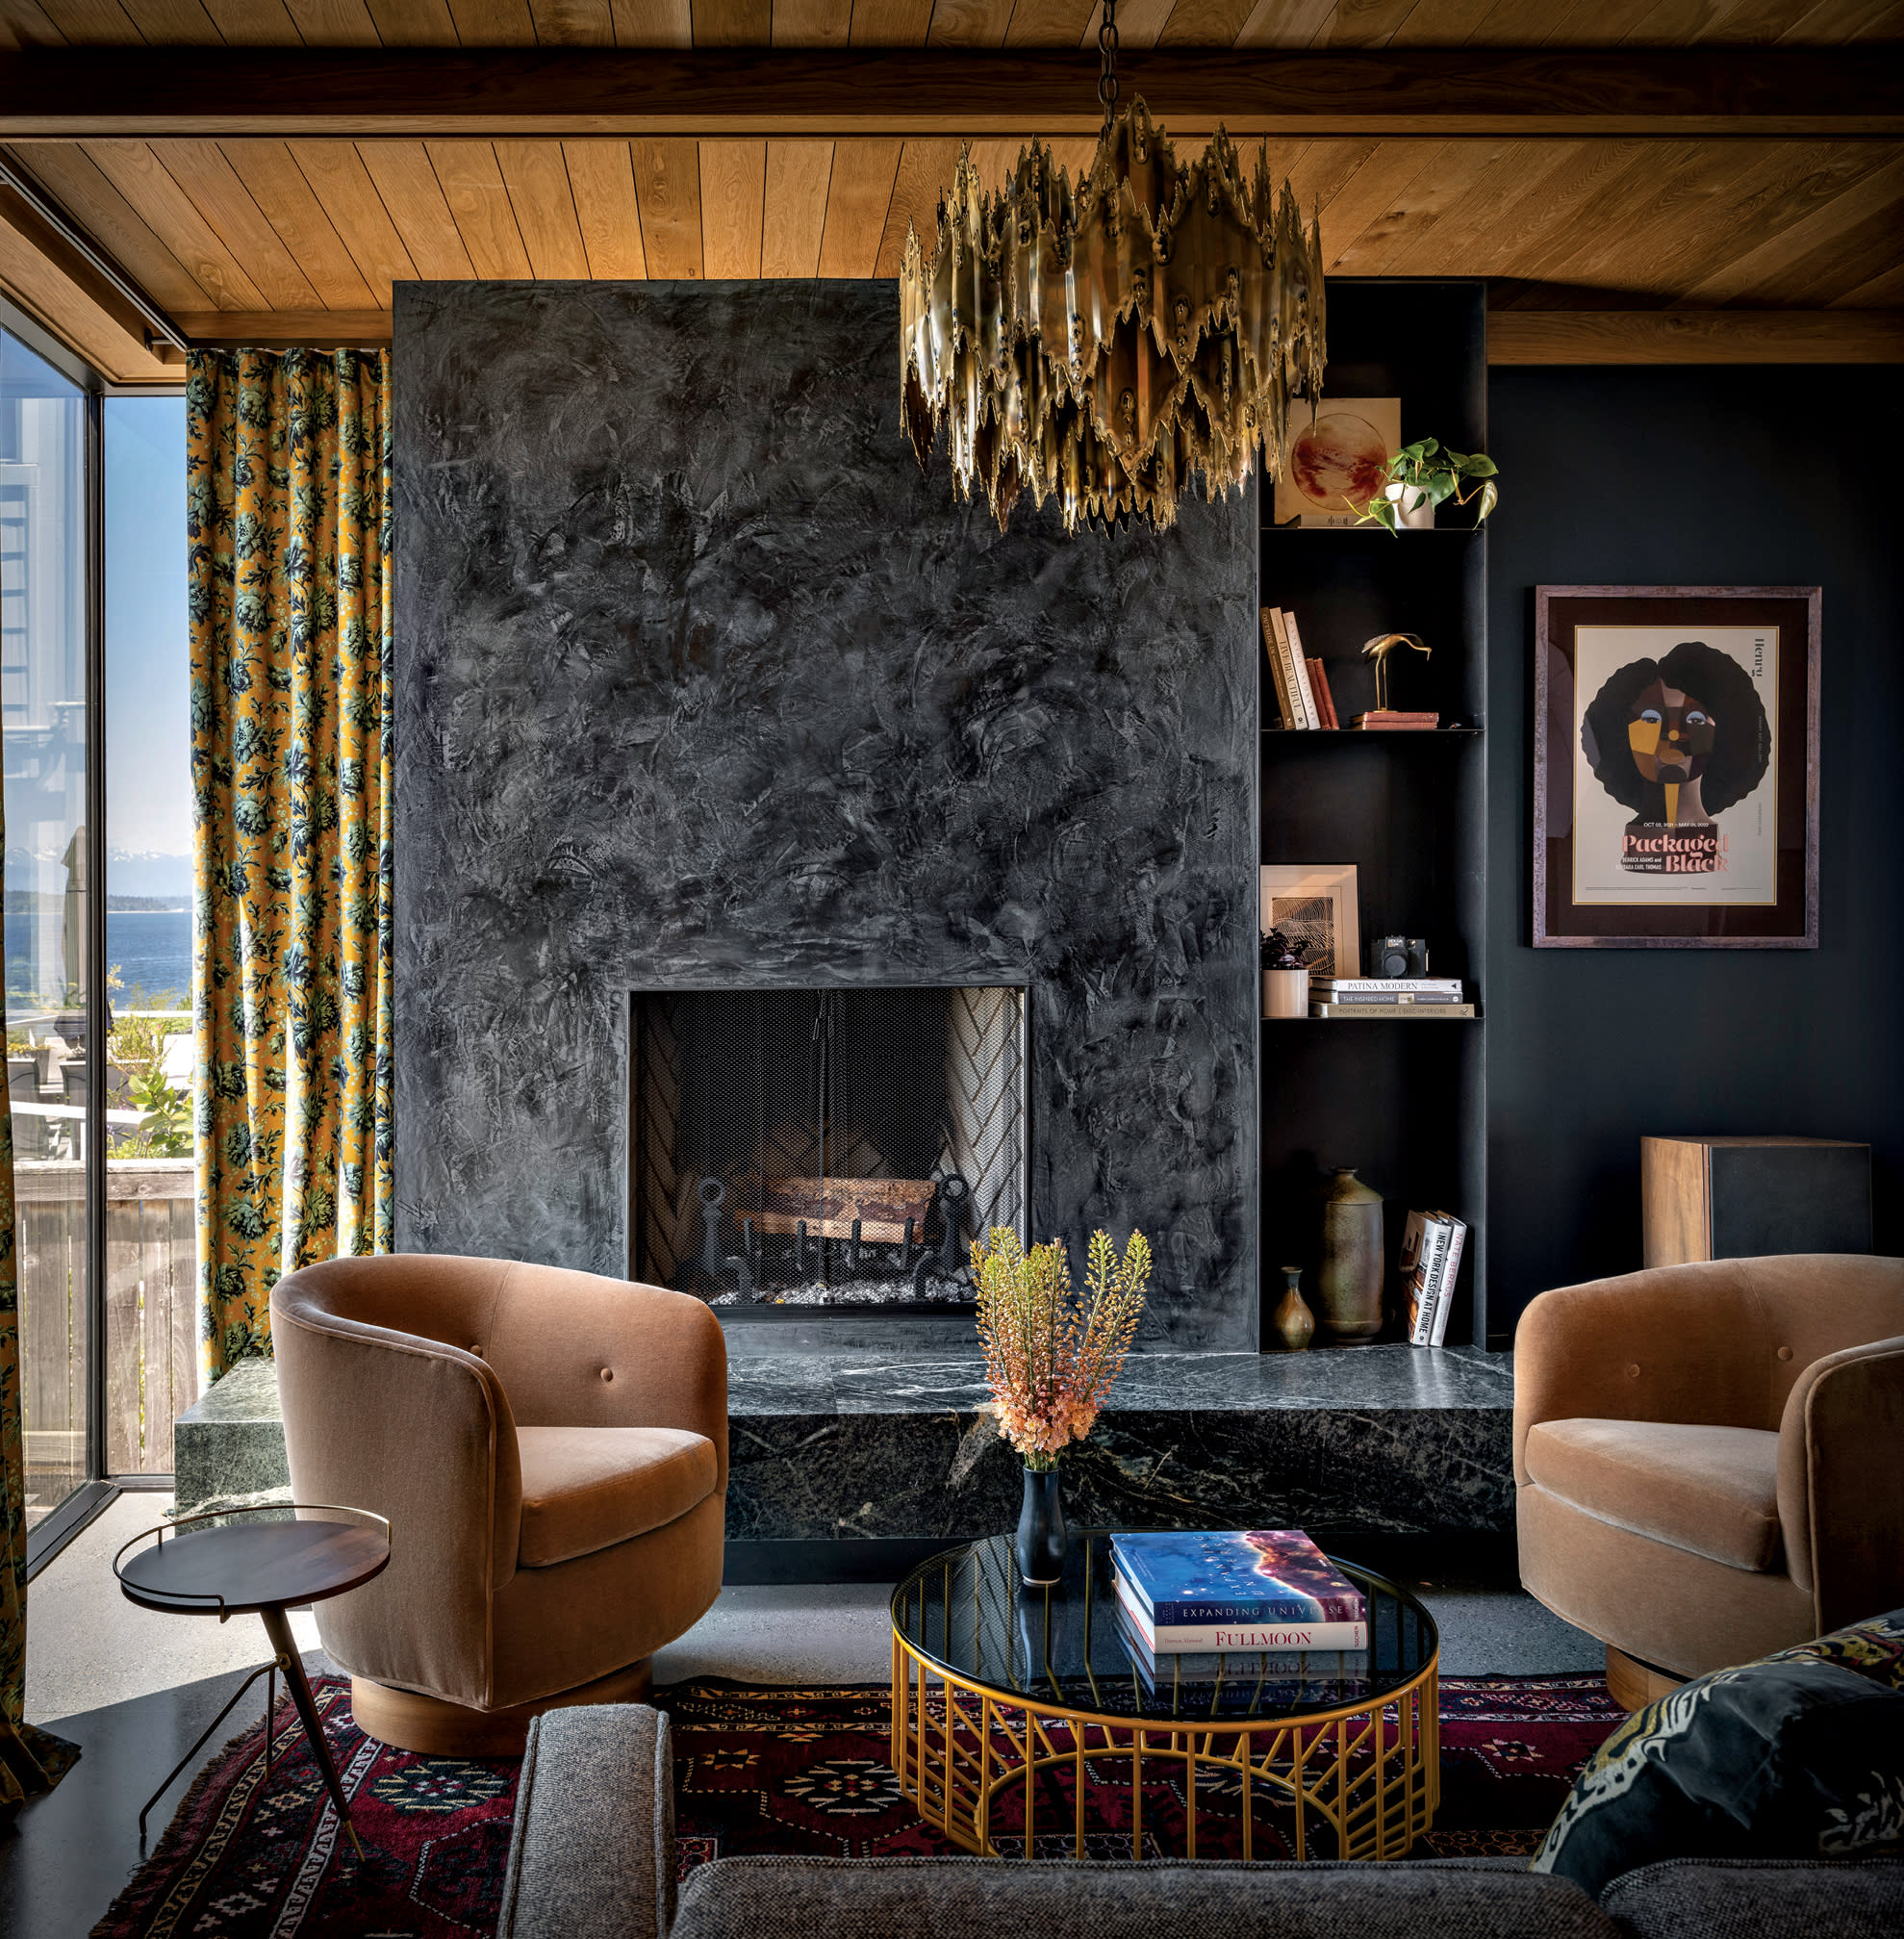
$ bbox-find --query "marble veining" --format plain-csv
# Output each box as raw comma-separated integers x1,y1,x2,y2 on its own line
392,281,1260,1349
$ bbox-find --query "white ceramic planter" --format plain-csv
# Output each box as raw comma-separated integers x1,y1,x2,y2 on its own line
1385,481,1435,530
1262,966,1310,1019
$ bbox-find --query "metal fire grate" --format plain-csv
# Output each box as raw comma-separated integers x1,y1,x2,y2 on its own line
631,986,1027,1309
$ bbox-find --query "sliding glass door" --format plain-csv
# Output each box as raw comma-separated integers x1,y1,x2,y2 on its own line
1,328,93,1529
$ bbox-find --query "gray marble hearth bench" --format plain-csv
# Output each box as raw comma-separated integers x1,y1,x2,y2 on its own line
495,1706,1904,1939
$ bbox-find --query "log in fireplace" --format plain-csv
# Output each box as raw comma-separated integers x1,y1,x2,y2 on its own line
630,986,1026,1310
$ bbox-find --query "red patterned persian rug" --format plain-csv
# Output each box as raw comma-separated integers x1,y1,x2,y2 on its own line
92,1672,1623,1936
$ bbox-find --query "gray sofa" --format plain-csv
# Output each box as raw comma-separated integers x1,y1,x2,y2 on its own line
496,1704,1904,1939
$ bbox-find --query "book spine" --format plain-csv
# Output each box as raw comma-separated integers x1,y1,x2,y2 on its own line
1282,612,1323,729
1268,607,1310,729
1260,607,1301,730
1409,1217,1451,1346
1145,1616,1370,1652
1317,992,1466,1005
1307,659,1340,730
1314,979,1464,994
1429,1217,1466,1348
1310,1003,1476,1019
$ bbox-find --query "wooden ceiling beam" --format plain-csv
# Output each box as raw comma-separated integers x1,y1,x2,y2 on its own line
1,47,1899,140
1485,308,1904,363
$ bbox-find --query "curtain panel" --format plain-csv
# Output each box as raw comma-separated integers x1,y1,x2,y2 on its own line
188,350,393,1382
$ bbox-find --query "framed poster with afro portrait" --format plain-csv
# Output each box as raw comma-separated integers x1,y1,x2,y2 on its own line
1534,586,1818,948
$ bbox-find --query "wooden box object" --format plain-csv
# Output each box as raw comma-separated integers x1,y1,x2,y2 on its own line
1641,1135,1872,1267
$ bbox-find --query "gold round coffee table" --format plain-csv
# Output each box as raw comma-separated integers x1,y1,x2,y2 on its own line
890,1531,1438,1862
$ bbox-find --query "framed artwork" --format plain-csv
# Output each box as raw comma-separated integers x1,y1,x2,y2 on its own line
1272,397,1401,528
1260,865,1360,979
1534,586,1819,949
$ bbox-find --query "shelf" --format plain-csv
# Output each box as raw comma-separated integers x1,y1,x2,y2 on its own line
1260,727,1483,740
1264,1014,1485,1023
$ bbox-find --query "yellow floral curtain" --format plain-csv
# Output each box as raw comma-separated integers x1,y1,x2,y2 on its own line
1,812,80,1814
188,350,393,1383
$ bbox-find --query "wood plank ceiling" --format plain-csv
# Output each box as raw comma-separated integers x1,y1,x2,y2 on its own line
0,0,1900,382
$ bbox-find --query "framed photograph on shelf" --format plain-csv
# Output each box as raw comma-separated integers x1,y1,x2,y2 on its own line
1260,865,1360,979
1534,585,1819,949
1272,397,1401,528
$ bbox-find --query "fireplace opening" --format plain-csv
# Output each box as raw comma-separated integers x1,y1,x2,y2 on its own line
630,985,1027,1310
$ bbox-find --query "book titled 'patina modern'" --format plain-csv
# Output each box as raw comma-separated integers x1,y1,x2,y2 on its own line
1112,1530,1368,1628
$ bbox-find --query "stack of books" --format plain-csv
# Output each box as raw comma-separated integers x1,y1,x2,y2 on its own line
1351,709,1440,730
1259,607,1340,730
1110,1530,1368,1690
1309,977,1475,1019
1400,1210,1469,1346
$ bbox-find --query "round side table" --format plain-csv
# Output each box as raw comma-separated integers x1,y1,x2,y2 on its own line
114,1503,390,1850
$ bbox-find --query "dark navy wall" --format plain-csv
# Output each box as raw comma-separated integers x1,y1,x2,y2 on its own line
392,281,1261,1347
1485,364,1904,1339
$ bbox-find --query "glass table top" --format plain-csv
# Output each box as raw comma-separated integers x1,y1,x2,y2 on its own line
891,1532,1437,1724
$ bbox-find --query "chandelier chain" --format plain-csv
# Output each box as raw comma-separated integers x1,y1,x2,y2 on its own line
1097,0,1119,121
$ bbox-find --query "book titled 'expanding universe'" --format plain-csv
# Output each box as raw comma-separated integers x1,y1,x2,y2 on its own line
1111,1530,1369,1651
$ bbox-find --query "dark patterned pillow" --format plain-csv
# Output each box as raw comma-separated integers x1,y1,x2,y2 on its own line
1531,1612,1904,1898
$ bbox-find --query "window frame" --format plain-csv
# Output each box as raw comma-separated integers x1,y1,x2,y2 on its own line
8,294,189,1576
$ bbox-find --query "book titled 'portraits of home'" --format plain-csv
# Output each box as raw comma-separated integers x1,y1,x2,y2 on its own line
1111,1531,1369,1651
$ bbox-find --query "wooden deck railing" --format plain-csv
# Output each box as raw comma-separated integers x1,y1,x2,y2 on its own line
18,1156,198,1505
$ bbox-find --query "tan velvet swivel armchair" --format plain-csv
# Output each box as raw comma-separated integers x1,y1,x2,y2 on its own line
1515,1254,1904,1703
271,1253,727,1754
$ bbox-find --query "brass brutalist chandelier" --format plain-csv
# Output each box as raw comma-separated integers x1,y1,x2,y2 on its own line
900,0,1328,534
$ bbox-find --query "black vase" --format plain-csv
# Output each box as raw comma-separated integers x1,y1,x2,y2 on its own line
1014,1464,1067,1586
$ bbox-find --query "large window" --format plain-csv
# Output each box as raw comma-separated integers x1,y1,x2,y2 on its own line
5,314,194,1546
2,329,91,1528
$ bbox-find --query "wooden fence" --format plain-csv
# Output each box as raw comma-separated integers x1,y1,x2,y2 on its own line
18,1156,198,1514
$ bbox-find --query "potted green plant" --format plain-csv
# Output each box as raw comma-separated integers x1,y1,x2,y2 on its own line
1358,439,1498,532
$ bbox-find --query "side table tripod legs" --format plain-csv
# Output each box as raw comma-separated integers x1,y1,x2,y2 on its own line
260,1605,366,1860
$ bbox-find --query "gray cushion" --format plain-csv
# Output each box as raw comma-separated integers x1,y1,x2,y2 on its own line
671,1855,1622,1939
497,1703,675,1939
1601,1857,1904,1939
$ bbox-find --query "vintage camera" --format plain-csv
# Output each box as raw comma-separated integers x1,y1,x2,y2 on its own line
1369,935,1430,979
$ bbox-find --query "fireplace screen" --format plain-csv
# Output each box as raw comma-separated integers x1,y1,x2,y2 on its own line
631,986,1026,1308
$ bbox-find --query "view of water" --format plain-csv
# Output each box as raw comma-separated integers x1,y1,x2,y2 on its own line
109,908,192,1004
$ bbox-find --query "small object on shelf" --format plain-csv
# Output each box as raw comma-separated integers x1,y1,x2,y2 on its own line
1366,935,1430,979
1352,711,1441,730
1260,606,1321,728
1273,395,1402,528
1360,633,1433,714
1314,975,1464,1006
1260,866,1359,982
1260,929,1310,1020
1270,1263,1315,1351
1306,656,1340,729
1309,1002,1477,1019
1317,1167,1385,1341
1403,1212,1467,1345
1280,610,1323,727
1354,437,1499,535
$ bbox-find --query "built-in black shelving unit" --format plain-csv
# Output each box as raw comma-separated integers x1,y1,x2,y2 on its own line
1258,280,1489,1350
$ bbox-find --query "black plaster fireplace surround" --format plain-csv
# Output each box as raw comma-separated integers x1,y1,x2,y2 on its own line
393,281,1261,1350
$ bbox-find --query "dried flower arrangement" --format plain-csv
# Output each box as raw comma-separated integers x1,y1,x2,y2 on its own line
972,1225,1152,1471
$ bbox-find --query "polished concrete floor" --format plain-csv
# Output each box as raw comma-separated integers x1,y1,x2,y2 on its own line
4,1492,1600,1938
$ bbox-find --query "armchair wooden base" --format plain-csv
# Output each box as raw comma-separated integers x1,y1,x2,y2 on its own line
351,1657,654,1756
1605,1646,1684,1714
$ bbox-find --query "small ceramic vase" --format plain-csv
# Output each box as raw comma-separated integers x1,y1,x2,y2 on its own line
1386,479,1435,530
1261,929,1310,1019
1317,1167,1385,1340
1270,1264,1315,1351
1014,1464,1067,1586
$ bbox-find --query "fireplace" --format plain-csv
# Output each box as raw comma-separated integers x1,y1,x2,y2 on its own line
631,985,1027,1312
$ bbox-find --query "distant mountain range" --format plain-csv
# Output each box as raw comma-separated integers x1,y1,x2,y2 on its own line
107,850,192,902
